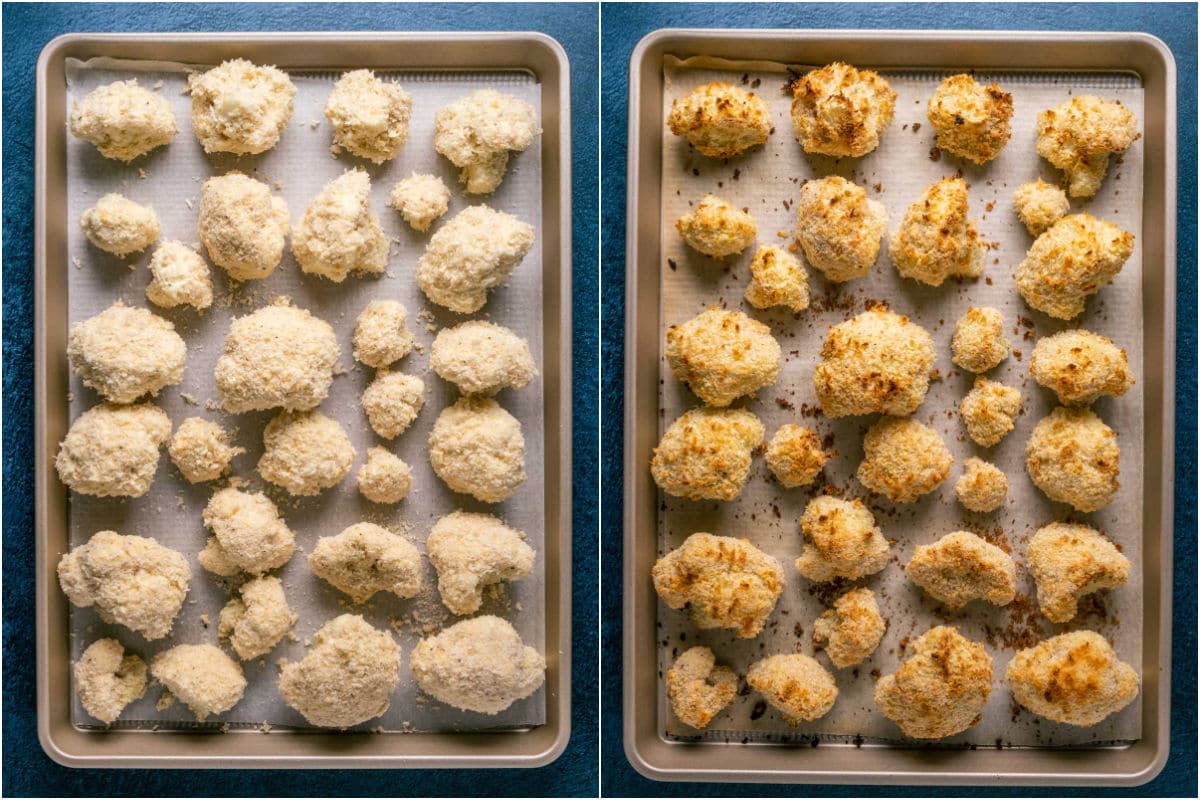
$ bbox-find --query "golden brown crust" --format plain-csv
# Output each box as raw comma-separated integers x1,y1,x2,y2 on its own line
1035,96,1140,198
1006,630,1138,726
744,245,810,311
666,307,781,407
951,307,1010,374
906,530,1017,609
651,407,764,501
1014,213,1134,320
959,376,1021,448
1013,179,1070,237
765,424,831,488
954,457,1008,513
926,74,1013,164
666,646,738,729
790,62,896,157
794,176,888,282
1025,407,1120,512
746,654,838,724
676,194,757,258
890,177,985,286
812,587,886,669
796,495,890,582
1027,523,1130,624
667,82,771,159
1029,329,1134,406
857,416,952,503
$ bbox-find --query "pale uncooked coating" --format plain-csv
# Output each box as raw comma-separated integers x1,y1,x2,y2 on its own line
356,446,413,504
675,194,756,259
960,377,1021,448
427,510,535,615
906,531,1016,609
796,495,890,583
746,654,838,724
55,403,171,497
1014,213,1134,320
74,638,147,724
666,646,738,730
428,396,525,503
151,645,246,721
146,240,213,310
411,616,545,714
200,488,296,576
1027,522,1130,624
389,174,451,232
667,82,771,159
765,424,830,488
790,62,896,157
416,205,535,313
1006,631,1138,726
812,588,886,669
218,575,296,661
857,416,953,503
69,79,176,162
352,300,414,369
292,170,388,282
665,307,781,406
325,70,412,163
926,74,1013,164
80,193,160,256
308,522,422,603
433,89,540,194
430,321,537,395
650,407,763,502
795,176,888,282
1035,96,1140,198
890,177,985,286
188,59,296,154
1030,329,1134,406
67,302,185,403
1025,407,1120,512
168,417,240,483
955,457,1008,513
951,306,1010,374
257,410,355,496
198,172,290,281
1013,179,1070,237
744,244,810,311
361,370,426,439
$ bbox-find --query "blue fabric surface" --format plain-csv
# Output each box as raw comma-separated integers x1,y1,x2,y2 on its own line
599,2,1196,796
1,3,598,796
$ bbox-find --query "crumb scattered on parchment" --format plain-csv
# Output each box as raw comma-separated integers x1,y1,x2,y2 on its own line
259,721,272,734
180,392,199,406
156,690,175,711
72,257,82,270
200,613,209,628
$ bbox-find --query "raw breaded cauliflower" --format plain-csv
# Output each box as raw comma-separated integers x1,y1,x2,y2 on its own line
857,416,953,503
428,396,525,502
198,172,290,281
796,495,890,583
665,307,781,406
55,403,171,497
812,587,886,669
1027,522,1131,624
411,615,545,714
907,531,1016,609
433,89,540,194
430,321,536,395
765,424,830,488
960,376,1021,447
416,205,535,313
57,530,189,640
292,170,388,282
69,79,176,162
1014,213,1135,320
875,626,993,739
744,244,810,311
1013,179,1070,237
666,647,738,730
218,575,296,660
955,457,1008,513
427,510,535,615
67,302,185,403
308,523,422,603
813,308,935,418
361,370,425,439
356,446,412,504
795,176,888,283
1025,407,1120,512
890,177,985,286
1036,96,1140,198
74,638,147,724
790,62,896,157
951,306,1010,373
675,194,756,259
926,74,1013,164
389,173,451,232
257,410,355,496
80,193,160,256
324,69,412,163
1006,630,1138,726
214,302,338,412
199,487,295,576
1030,329,1134,406
352,300,414,369
667,81,771,159
746,654,838,724
188,59,295,155
652,533,784,639
146,240,213,310
650,407,763,501
151,645,246,721
168,417,241,483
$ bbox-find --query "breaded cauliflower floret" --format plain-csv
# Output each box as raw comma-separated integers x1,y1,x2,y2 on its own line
665,307,781,406
57,530,190,640
1036,96,1140,198
790,62,896,157
308,522,422,603
813,309,935,418
69,79,176,162
430,321,537,395
907,531,1016,609
797,495,890,582
1014,213,1134,320
744,244,810,311
1027,522,1131,623
960,377,1021,447
67,302,185,403
198,172,290,281
151,645,246,721
411,615,545,714
433,89,540,194
168,417,241,483
292,170,388,282
675,194,756,259
146,240,213,310
666,647,738,730
218,575,296,661
875,626,993,739
361,370,425,439
55,403,171,497
765,424,830,488
79,193,160,256
74,638,147,724
257,410,355,496
356,446,413,504
746,654,838,724
650,407,763,501
352,300,414,369
200,488,295,577
667,82,771,158
1025,407,1120,512
324,69,411,163
653,533,784,639
1030,329,1134,406
890,177,985,286
187,59,295,155
951,307,1010,374
795,176,888,283
429,396,525,503
1013,179,1070,236
926,74,1013,164
812,587,886,669
427,510,535,615
857,416,953,503
416,205,535,313
389,174,451,232
1006,631,1138,726
955,457,1008,513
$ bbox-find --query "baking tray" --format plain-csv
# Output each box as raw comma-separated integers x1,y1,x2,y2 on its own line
36,31,572,769
623,29,1176,785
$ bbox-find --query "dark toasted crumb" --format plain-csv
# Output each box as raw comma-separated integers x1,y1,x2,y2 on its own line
912,123,922,133
667,259,677,271
929,146,941,162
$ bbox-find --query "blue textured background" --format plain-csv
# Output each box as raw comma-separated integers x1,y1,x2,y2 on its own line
599,3,1196,796
1,3,598,796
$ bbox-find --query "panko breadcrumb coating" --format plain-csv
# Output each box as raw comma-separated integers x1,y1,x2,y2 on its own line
955,457,1008,513
200,488,295,577
675,194,757,259
411,616,545,714
790,62,896,157
951,306,1010,373
652,533,784,639
907,531,1016,609
292,169,389,282
926,74,1013,164
146,240,213,310
744,244,810,311
433,89,540,194
812,587,886,669
857,416,953,503
188,59,295,155
308,523,422,603
257,410,355,496
960,376,1021,447
796,495,890,583
69,79,176,162
1006,630,1138,726
356,446,413,504
1013,179,1070,237
430,321,537,395
428,396,526,503
1036,96,1140,198
665,307,781,407
352,300,414,369
650,407,763,502
67,302,186,403
890,177,985,286
1025,407,1119,512
198,172,290,281
1027,523,1130,624
151,645,246,721
57,530,190,640
218,575,296,661
1014,213,1134,320
168,417,241,483
278,614,401,728
361,370,425,439
666,647,738,730
80,193,160,256
55,403,171,497
765,424,830,488
795,176,888,283
667,82,771,159
746,654,838,724
1030,329,1134,406
389,174,451,232
324,69,411,163
427,510,535,615
74,638,147,724
416,205,535,313
813,309,935,418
